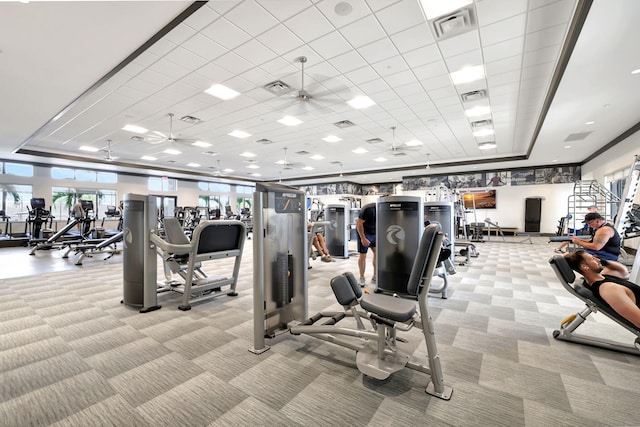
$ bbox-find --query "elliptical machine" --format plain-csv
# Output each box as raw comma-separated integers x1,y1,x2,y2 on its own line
27,198,53,244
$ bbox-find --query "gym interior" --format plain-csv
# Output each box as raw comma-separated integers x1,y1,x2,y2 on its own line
2,1,640,426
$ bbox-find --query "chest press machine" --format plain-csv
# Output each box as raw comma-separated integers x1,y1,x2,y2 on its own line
549,255,640,356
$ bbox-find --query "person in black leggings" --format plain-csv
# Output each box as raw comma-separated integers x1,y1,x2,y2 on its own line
565,250,640,327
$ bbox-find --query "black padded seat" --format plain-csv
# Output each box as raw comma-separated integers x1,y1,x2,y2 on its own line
360,294,417,323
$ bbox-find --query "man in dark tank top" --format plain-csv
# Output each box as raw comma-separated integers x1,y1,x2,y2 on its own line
565,250,640,327
569,212,621,261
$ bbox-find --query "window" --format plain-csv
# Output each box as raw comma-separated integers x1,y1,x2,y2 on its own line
97,172,117,183
149,177,177,192
1,184,32,220
51,167,75,180
75,170,97,182
4,163,33,177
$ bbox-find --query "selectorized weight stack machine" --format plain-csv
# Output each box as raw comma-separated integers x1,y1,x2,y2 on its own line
250,183,307,354
324,203,350,259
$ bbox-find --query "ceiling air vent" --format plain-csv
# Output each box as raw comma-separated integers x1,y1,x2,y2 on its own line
330,161,343,165
256,138,274,144
334,120,355,129
129,136,145,142
366,137,383,144
263,80,292,95
461,89,487,103
564,131,593,142
296,150,310,155
471,120,492,129
431,4,477,41
204,151,219,156
180,115,202,124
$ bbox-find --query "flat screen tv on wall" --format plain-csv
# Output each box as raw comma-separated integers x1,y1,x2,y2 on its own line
462,190,496,209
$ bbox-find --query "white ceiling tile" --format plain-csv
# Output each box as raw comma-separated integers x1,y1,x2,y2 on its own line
165,22,198,45
164,46,209,70
432,92,460,105
343,66,380,85
443,49,484,72
132,51,161,69
524,23,567,52
146,38,178,57
256,0,313,22
233,39,277,67
482,36,524,62
375,0,426,35
184,5,220,31
256,24,304,56
339,15,387,48
181,34,227,62
479,14,526,47
389,23,434,53
195,62,235,83
412,60,449,80
328,50,369,73
475,0,527,26
437,30,481,59
215,51,255,76
150,58,191,80
486,69,520,87
308,31,354,60
370,55,409,77
315,0,372,28
522,45,560,68
201,18,252,50
366,0,403,13
284,6,334,43
402,43,442,68
485,54,523,77
394,82,423,97
526,0,576,34
358,37,400,64
382,69,417,89
417,74,451,91
225,1,280,37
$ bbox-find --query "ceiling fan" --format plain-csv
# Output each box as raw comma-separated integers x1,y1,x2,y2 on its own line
278,147,305,170
143,113,196,146
101,139,116,161
383,126,420,157
281,56,350,114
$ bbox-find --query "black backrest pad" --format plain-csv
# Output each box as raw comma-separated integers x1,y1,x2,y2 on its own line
406,223,443,296
331,275,357,306
198,223,243,253
549,255,576,284
163,217,190,245
342,272,363,299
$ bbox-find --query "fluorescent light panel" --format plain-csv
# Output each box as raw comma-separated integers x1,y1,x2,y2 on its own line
278,116,303,126
347,96,376,109
473,128,495,137
247,164,259,169
352,147,368,154
187,163,200,167
229,130,251,138
163,148,181,155
240,152,256,158
478,141,497,150
465,105,491,117
122,124,148,134
204,83,240,100
323,135,342,143
450,65,485,85
404,140,423,147
310,154,325,160
79,146,100,152
192,141,211,148
141,155,157,161
373,157,387,162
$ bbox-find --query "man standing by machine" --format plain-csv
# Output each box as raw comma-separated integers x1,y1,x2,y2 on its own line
71,199,84,232
356,202,376,287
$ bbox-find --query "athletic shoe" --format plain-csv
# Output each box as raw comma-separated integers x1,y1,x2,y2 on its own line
359,277,366,287
371,276,377,285
321,255,332,263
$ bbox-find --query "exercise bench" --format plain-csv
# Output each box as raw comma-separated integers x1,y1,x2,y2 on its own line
156,217,246,311
549,254,640,355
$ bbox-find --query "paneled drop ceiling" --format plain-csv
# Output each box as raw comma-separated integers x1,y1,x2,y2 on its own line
1,0,639,185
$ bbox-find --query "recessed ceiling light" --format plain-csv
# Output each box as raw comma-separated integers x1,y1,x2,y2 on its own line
347,96,376,109
585,121,595,125
404,140,423,147
141,155,157,161
79,146,100,152
204,83,240,100
564,145,572,149
122,124,148,134
419,0,472,20
223,168,234,173
278,116,303,126
229,130,251,139
473,128,495,137
464,105,491,117
187,163,200,167
247,164,260,169
192,141,211,148
323,135,342,143
552,159,558,162
450,65,485,85
240,152,256,158
478,141,496,150
631,68,640,75
352,147,368,154
310,154,325,160
373,157,388,162
163,148,181,155
250,173,261,177
302,166,314,171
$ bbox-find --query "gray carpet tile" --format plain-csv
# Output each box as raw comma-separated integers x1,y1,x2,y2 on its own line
1,237,640,426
